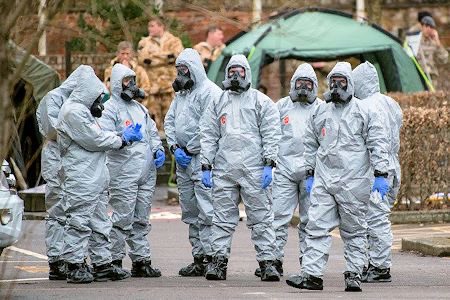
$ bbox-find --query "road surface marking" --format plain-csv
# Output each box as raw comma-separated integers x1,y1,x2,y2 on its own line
150,212,181,220
0,277,48,283
14,266,49,273
7,246,48,260
243,292,267,295
0,261,46,263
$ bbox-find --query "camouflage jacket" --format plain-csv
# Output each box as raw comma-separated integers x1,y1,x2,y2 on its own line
104,58,154,95
137,31,184,93
417,36,449,77
193,41,225,69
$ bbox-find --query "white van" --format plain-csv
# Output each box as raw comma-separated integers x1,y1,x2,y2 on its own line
0,160,24,255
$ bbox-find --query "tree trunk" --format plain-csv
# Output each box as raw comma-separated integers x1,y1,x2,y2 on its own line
0,37,14,164
366,0,382,25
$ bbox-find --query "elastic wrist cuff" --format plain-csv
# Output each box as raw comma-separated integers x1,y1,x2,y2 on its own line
120,139,127,149
201,164,212,171
182,147,193,156
263,158,276,167
374,170,388,178
170,144,180,154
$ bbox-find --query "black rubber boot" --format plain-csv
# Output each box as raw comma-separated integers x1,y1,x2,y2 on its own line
363,265,392,283
93,262,131,282
362,264,369,282
179,256,205,277
112,259,123,268
259,260,281,282
203,255,212,276
344,271,362,292
84,258,93,274
286,273,323,290
254,267,262,277
273,259,284,276
49,260,66,280
66,262,93,284
255,259,283,277
205,256,228,280
131,260,162,277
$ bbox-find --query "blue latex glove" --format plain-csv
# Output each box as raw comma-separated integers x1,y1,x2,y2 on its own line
202,170,212,188
154,149,165,169
305,176,314,194
122,123,143,143
174,148,192,168
133,123,143,140
372,176,389,198
261,166,273,189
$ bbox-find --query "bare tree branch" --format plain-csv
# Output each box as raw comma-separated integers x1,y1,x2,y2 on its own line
112,0,133,43
0,0,65,166
3,0,34,37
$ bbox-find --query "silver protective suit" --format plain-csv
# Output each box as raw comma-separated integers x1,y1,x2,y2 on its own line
164,49,222,258
273,63,323,263
353,61,403,269
200,54,281,261
301,62,390,277
36,65,89,263
57,67,123,265
99,63,163,262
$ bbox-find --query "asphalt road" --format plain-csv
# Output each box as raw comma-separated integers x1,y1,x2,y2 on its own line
1,202,449,299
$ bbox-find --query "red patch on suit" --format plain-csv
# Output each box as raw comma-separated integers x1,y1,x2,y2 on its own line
220,115,227,125
321,127,326,137
125,120,132,127
283,116,289,125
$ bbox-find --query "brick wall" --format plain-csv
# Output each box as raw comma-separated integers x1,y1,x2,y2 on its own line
14,1,449,88
37,53,115,80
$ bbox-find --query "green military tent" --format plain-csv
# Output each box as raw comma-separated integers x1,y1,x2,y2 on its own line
208,8,427,93
8,42,60,188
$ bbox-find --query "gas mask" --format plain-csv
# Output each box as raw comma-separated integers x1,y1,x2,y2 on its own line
90,94,105,118
121,78,145,102
222,65,250,93
172,64,194,92
323,76,352,104
289,77,316,104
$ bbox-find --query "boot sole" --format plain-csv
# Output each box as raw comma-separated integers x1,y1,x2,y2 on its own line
49,276,67,280
286,279,323,290
67,279,93,284
261,276,280,282
205,273,226,280
345,287,362,292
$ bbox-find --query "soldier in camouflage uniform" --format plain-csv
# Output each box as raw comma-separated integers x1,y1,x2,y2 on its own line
193,26,225,71
104,41,152,102
417,16,448,90
138,17,184,130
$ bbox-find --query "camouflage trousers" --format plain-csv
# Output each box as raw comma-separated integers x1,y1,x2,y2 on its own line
143,92,174,131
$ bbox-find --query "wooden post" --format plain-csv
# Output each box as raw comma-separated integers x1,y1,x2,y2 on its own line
65,41,72,78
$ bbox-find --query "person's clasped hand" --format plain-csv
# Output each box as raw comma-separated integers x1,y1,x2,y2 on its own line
261,166,273,189
305,176,314,194
202,170,212,188
174,148,192,169
372,177,389,198
154,149,165,169
122,123,143,143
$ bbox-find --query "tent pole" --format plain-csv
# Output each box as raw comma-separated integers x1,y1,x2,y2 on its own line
252,0,262,28
356,0,366,22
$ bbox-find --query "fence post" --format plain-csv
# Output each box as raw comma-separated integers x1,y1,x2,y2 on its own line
65,41,71,78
